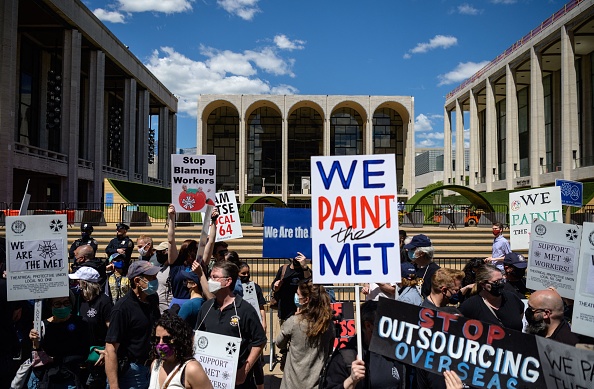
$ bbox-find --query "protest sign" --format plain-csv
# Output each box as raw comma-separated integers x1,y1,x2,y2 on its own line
509,186,562,250
526,221,581,299
572,221,594,337
6,215,69,301
535,336,594,389
369,299,547,388
171,154,216,212
311,154,400,284
214,191,242,242
331,301,355,349
263,208,312,259
194,330,240,388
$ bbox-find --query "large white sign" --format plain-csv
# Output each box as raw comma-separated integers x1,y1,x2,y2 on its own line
509,186,562,250
215,191,243,242
526,221,581,299
193,330,240,388
6,215,69,301
171,154,216,212
311,154,400,284
572,222,594,337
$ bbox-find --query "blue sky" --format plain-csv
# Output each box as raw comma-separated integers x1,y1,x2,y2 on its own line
85,0,565,150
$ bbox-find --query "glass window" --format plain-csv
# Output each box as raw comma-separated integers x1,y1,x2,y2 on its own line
288,107,323,194
373,108,404,190
206,106,239,191
331,108,363,155
247,107,282,194
517,88,529,177
497,99,506,180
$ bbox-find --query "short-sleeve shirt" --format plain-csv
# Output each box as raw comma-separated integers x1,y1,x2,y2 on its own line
178,297,206,327
459,291,524,331
105,290,160,363
195,295,267,367
79,293,113,346
40,315,89,361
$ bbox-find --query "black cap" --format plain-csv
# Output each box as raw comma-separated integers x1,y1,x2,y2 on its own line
503,252,527,269
81,223,94,233
116,222,130,231
404,234,432,250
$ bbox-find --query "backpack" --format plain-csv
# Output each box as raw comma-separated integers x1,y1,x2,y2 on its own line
318,346,357,389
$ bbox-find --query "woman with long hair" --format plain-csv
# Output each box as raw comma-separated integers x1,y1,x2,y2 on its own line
148,314,212,389
275,281,335,389
459,264,524,331
166,204,217,307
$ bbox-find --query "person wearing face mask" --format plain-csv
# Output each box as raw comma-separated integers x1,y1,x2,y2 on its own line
404,234,440,298
69,223,99,260
526,289,580,346
459,264,524,331
195,261,267,389
177,270,206,327
107,253,131,304
502,252,530,299
136,235,157,264
105,261,161,389
28,295,89,388
484,222,511,270
148,313,212,389
105,223,134,275
421,268,464,311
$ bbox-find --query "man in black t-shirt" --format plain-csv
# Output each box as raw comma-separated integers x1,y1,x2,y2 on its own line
104,261,160,389
195,261,266,389
271,254,312,322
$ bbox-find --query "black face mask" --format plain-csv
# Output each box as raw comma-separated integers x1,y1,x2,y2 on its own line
156,252,168,265
486,282,505,297
239,275,250,283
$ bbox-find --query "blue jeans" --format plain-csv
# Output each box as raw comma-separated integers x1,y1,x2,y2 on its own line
106,363,149,389
27,369,77,389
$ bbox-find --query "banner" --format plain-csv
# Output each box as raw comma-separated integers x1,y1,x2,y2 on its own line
370,299,549,388
6,215,69,301
214,191,242,242
526,221,581,299
509,186,562,250
311,154,400,284
263,208,312,258
194,330,240,388
171,154,216,212
331,301,355,349
572,221,594,337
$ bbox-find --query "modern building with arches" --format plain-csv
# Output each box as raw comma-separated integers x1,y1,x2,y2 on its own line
197,95,414,203
444,0,594,192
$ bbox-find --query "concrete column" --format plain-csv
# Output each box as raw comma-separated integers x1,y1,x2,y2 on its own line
530,47,545,188
124,78,137,181
443,107,452,185
0,0,19,204
455,98,465,185
324,97,331,156
281,115,288,203
62,29,82,204
238,98,246,202
158,107,170,184
505,64,519,189
561,25,578,178
469,89,478,189
137,90,149,183
89,50,105,202
485,78,496,192
405,101,415,195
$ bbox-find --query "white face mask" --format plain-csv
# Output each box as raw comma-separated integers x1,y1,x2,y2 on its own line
138,243,150,257
208,279,223,293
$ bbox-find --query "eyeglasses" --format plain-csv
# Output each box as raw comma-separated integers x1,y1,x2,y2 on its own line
152,336,173,344
211,275,230,281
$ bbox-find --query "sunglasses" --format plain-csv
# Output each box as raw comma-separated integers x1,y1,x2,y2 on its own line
152,336,173,344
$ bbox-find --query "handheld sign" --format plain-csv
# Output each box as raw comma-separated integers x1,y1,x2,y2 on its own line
6,214,69,301
171,154,216,212
263,208,312,258
194,330,240,388
509,186,562,250
527,221,581,299
214,191,243,242
572,221,594,337
311,154,400,284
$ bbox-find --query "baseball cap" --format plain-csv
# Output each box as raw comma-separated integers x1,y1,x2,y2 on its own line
181,270,200,284
503,252,527,269
68,267,100,282
404,234,432,250
401,262,416,280
155,242,170,251
127,261,160,279
109,253,126,262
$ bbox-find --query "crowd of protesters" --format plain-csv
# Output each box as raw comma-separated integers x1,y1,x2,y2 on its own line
0,215,590,389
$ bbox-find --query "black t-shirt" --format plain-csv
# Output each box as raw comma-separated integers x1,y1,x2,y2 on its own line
459,291,524,331
504,279,528,299
415,262,440,298
40,315,89,362
549,319,580,346
105,290,160,363
195,296,267,367
79,293,113,346
271,264,307,320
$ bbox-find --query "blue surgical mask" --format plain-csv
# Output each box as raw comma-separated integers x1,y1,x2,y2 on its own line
408,250,416,260
113,261,123,269
294,294,301,308
448,292,461,305
142,279,159,295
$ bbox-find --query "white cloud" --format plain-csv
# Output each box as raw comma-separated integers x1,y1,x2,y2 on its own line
274,34,305,51
458,4,481,15
437,60,490,86
145,46,298,117
491,0,516,4
415,113,443,132
404,35,457,58
93,8,126,23
118,0,192,13
217,0,260,20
